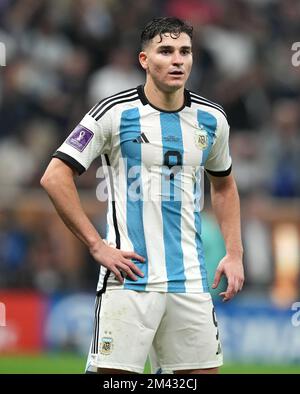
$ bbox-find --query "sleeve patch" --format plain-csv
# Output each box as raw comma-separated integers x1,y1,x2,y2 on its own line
66,125,94,152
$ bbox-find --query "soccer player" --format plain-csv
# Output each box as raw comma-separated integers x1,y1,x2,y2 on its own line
41,17,244,374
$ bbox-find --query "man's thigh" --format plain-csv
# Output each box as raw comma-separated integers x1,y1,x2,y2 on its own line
86,290,165,374
153,292,223,372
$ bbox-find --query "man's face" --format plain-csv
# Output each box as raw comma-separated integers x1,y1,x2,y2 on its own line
139,32,193,92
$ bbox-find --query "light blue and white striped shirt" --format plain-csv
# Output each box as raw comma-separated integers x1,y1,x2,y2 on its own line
54,85,232,294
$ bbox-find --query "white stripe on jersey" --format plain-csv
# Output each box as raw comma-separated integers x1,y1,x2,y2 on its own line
180,120,206,292
141,111,168,292
96,157,112,292
114,147,135,251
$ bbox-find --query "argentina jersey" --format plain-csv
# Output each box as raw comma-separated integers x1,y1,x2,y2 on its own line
53,85,232,294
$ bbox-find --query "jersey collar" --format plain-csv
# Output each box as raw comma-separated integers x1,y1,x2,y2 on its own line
137,85,191,113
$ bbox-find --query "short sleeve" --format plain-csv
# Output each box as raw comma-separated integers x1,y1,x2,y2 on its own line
53,112,112,175
204,115,232,177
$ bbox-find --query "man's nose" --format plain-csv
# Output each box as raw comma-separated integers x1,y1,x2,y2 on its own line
172,52,184,65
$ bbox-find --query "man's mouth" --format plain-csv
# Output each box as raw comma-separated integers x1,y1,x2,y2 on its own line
169,70,184,75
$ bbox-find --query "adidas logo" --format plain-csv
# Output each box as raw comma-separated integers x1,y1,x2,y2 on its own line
133,133,149,143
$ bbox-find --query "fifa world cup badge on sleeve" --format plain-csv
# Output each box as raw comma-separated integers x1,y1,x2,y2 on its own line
66,125,94,152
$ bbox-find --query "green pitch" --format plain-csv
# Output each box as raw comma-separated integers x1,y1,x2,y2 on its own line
0,353,299,374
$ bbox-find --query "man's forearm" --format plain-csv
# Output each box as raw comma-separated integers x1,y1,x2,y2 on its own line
41,159,145,283
41,160,103,251
210,176,243,257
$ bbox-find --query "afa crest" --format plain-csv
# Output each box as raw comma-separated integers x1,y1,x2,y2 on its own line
194,125,208,150
100,336,114,355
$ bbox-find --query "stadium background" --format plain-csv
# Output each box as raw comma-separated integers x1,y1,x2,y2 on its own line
0,0,300,374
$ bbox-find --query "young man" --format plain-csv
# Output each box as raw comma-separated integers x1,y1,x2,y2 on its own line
41,17,244,374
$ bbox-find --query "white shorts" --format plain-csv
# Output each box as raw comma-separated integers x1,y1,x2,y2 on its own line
86,290,223,374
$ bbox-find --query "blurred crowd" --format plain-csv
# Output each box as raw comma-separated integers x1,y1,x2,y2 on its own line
0,0,299,295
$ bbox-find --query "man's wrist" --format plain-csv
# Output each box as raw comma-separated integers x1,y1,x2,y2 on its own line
226,248,244,259
88,238,105,254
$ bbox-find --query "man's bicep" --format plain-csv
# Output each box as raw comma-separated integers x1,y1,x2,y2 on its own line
44,157,78,178
52,151,86,176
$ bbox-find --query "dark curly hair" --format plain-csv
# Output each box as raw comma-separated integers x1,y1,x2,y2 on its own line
141,17,193,49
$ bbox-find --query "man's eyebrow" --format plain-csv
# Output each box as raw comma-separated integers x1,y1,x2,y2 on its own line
181,46,192,50
157,45,192,50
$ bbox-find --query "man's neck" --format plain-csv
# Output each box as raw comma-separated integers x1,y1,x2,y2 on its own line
144,82,185,111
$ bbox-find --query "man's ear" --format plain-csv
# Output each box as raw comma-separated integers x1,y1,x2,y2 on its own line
139,51,148,70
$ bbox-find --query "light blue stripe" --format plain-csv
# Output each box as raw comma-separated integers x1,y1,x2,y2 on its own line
160,113,186,292
119,108,148,290
196,110,217,165
193,174,209,292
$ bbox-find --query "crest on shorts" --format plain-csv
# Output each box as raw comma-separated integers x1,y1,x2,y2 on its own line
99,336,114,355
194,125,208,150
